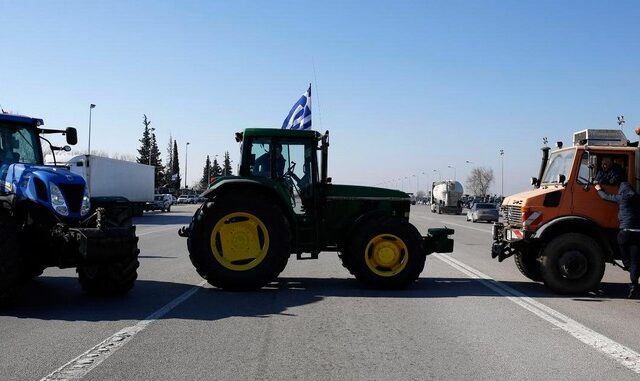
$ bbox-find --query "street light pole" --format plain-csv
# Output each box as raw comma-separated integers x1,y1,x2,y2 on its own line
433,169,441,181
87,104,96,154
185,142,190,189
500,149,504,198
448,165,456,181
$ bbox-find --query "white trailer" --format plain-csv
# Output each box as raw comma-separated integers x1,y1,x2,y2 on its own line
46,155,154,216
430,180,464,214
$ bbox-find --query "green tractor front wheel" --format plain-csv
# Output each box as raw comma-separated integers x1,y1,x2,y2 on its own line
187,194,290,290
346,219,425,289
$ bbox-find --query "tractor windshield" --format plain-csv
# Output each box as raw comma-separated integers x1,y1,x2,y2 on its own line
541,149,575,184
0,122,41,165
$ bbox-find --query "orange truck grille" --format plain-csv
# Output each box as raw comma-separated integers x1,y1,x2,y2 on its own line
503,205,522,227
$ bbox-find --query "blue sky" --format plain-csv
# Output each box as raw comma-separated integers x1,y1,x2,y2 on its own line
2,1,639,194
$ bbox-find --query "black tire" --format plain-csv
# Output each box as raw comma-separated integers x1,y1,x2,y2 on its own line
346,218,425,289
22,264,45,280
166,205,171,213
77,207,140,296
514,251,542,282
338,251,355,275
0,220,23,301
187,194,290,290
540,233,605,294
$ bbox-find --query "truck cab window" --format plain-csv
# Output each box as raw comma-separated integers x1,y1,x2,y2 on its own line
541,150,575,184
576,153,590,184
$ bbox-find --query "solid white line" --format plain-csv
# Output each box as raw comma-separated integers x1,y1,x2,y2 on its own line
434,253,640,374
40,280,207,381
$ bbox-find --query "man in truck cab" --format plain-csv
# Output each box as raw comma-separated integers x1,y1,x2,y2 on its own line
595,181,640,299
595,156,624,185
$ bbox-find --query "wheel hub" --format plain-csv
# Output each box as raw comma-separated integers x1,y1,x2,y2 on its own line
365,234,408,277
558,250,588,279
210,212,270,271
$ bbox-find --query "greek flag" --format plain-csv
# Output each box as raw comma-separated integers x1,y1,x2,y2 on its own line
281,84,312,130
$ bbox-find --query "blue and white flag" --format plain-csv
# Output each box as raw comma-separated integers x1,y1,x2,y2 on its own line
281,84,312,130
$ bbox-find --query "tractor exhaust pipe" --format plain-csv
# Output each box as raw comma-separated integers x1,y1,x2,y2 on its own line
534,146,550,188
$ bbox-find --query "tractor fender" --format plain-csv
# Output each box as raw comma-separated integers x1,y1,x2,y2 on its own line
201,178,296,228
339,210,403,252
534,216,614,261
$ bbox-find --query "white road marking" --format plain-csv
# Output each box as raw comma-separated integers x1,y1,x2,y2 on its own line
40,280,207,381
136,226,182,237
435,253,640,374
413,215,492,234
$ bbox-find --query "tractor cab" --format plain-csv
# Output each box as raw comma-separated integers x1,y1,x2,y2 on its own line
0,117,43,167
240,128,321,215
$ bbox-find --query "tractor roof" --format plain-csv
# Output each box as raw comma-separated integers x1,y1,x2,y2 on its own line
0,113,43,126
243,128,321,140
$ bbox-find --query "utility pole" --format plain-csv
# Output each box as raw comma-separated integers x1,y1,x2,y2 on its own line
185,142,190,189
87,104,96,154
500,149,504,198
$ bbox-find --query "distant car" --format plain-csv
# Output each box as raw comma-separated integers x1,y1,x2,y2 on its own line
147,194,172,212
466,202,499,223
177,195,192,204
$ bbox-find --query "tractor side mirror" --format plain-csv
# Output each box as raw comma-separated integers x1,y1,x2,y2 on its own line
530,177,538,186
65,127,78,145
557,174,566,185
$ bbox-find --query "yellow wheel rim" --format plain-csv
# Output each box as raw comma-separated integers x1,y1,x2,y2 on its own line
364,234,408,277
210,212,270,271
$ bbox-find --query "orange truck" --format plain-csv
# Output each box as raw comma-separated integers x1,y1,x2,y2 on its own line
491,128,639,293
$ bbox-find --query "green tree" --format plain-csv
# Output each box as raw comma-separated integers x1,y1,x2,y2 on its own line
212,156,222,177
199,155,212,190
149,131,163,188
222,151,233,176
163,134,173,188
136,115,152,164
172,140,181,189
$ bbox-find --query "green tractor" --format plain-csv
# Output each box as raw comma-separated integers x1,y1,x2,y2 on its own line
179,129,454,290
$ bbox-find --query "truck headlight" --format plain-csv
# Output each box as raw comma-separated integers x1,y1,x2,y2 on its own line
50,183,69,216
80,186,91,216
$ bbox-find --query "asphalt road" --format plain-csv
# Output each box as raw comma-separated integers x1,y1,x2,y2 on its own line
1,204,639,380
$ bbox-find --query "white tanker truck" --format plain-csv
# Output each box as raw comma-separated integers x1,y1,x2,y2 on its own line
430,180,464,214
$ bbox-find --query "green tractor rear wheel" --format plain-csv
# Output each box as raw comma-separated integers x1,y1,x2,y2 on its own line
347,218,425,289
187,194,290,290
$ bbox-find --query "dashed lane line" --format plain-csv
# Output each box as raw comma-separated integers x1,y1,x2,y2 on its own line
40,280,208,381
435,253,640,374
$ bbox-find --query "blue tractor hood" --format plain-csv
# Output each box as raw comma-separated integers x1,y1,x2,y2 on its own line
1,162,88,219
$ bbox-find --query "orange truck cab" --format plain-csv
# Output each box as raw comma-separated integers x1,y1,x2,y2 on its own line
492,128,640,293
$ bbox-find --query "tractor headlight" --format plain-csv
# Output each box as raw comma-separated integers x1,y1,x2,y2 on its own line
80,186,91,216
50,183,69,216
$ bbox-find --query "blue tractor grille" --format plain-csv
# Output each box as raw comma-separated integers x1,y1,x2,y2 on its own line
59,184,84,213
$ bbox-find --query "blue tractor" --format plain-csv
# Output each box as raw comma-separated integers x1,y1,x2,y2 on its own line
0,113,139,299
